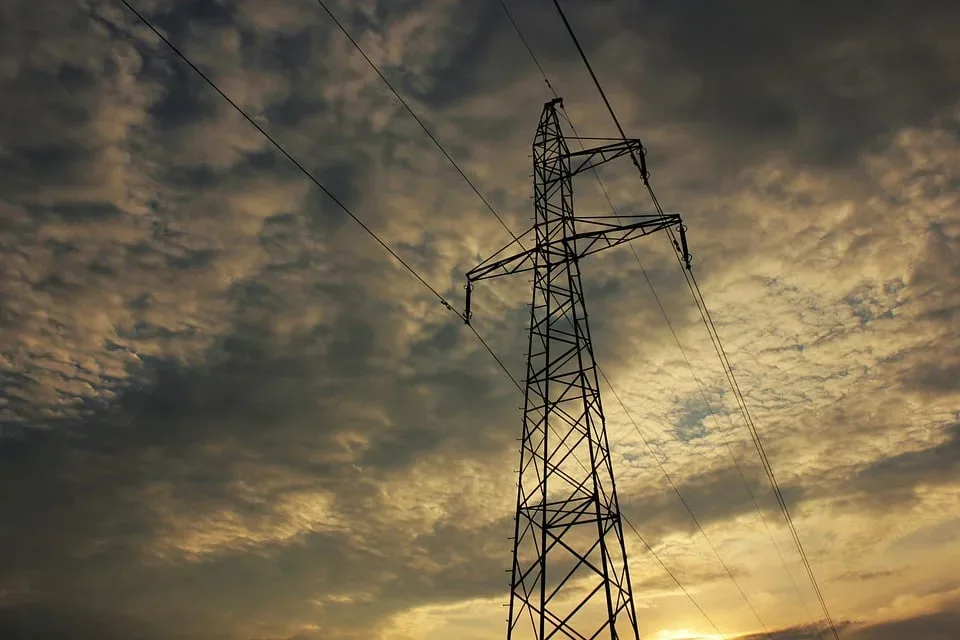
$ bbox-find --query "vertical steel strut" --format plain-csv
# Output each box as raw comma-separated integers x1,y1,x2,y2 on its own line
465,98,688,639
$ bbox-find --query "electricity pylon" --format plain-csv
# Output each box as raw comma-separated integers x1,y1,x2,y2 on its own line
465,98,689,640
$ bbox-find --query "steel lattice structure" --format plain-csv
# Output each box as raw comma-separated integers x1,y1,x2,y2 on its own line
465,98,688,640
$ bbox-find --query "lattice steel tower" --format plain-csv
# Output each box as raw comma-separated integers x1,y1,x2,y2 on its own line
465,98,689,640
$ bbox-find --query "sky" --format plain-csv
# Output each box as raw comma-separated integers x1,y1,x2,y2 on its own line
0,0,958,639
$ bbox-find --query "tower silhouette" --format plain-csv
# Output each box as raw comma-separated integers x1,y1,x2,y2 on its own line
465,98,688,639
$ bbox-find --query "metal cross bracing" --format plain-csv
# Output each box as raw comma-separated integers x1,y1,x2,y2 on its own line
465,97,690,640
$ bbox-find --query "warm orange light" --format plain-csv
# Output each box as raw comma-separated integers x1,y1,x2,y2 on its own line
651,629,725,640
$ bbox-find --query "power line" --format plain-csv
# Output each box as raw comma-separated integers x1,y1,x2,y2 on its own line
468,322,522,393
605,218,822,638
316,1,732,629
556,419,728,640
312,0,521,245
686,267,841,640
500,3,795,636
497,0,558,97
622,516,725,639
468,289,726,637
550,1,626,142
546,1,841,638
118,13,554,564
114,2,595,538
118,0,462,320
121,1,551,427
122,2,784,636
598,367,771,638
476,278,729,637
548,0,649,180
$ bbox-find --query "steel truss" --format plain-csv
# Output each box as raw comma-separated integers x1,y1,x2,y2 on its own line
465,98,688,640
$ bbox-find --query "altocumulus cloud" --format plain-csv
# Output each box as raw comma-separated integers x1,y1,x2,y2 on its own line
0,0,958,639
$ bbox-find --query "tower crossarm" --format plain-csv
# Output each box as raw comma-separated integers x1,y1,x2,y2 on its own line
463,214,688,323
566,213,682,260
563,140,646,178
465,228,538,284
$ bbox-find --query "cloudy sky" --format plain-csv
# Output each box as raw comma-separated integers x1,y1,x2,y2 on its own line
1,0,958,638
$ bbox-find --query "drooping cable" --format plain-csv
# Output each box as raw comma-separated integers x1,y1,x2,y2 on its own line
558,429,728,640
121,3,771,637
497,0,559,98
549,1,628,143
118,0,463,320
315,2,731,627
476,279,728,637
501,3,808,636
597,368,772,638
621,517,726,639
312,0,522,245
685,265,841,640
546,2,841,638
629,275,822,638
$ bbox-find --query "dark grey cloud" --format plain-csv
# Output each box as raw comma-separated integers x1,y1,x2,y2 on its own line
848,604,960,640
0,304,521,635
853,422,960,503
0,603,173,640
620,461,804,544
2,0,959,638
0,0,529,601
738,621,840,640
739,602,960,640
834,569,899,582
461,0,958,175
630,0,960,166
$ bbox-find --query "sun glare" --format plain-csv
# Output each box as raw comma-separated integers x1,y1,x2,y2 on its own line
652,630,725,640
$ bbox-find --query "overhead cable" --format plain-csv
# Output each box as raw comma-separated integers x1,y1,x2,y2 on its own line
118,0,463,320
315,3,733,633
313,0,522,245
121,3,768,637
502,3,793,636
546,1,841,638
